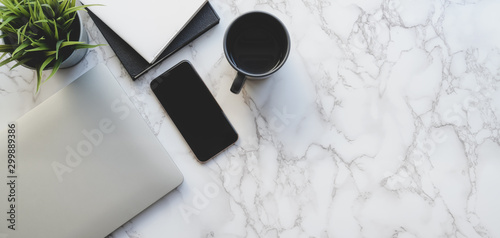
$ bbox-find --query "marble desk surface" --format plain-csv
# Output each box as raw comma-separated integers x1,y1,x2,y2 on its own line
1,0,500,237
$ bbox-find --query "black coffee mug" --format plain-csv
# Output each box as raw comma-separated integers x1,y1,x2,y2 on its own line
223,12,291,94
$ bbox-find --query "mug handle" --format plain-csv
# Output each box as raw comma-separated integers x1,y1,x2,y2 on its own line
230,72,246,94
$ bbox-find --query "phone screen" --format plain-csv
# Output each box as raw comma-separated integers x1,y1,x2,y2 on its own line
150,61,238,162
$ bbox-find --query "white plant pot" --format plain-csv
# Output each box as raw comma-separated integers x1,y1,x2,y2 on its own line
59,11,89,68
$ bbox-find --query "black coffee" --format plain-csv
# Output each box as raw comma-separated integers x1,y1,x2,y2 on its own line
225,13,289,75
229,27,283,74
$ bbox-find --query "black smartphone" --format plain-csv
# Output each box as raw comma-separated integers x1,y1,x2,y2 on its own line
150,61,238,162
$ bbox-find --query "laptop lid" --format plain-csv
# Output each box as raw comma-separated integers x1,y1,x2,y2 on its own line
0,64,183,237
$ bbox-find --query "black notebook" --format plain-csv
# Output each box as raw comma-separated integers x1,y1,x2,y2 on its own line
87,2,220,80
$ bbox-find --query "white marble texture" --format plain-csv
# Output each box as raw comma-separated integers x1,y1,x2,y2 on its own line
1,0,500,237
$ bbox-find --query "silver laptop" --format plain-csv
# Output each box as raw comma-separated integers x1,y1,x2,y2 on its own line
0,64,183,238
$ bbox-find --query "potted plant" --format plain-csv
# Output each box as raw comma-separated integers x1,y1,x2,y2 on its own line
0,0,102,93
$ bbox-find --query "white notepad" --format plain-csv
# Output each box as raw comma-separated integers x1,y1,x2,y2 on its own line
82,0,207,63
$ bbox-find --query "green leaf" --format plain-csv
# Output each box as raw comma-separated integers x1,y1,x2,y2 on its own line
58,0,71,16
0,44,16,52
62,5,102,18
40,3,55,19
0,1,20,16
40,56,55,75
61,16,75,31
46,56,62,82
72,43,106,49
0,52,8,60
25,45,50,52
60,40,85,47
0,15,17,29
16,2,30,16
52,19,58,39
12,40,30,56
36,55,56,93
16,24,29,42
55,39,63,59
11,56,32,69
0,56,15,67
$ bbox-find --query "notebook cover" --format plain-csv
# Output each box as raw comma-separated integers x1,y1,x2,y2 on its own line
88,2,220,80
82,0,207,63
